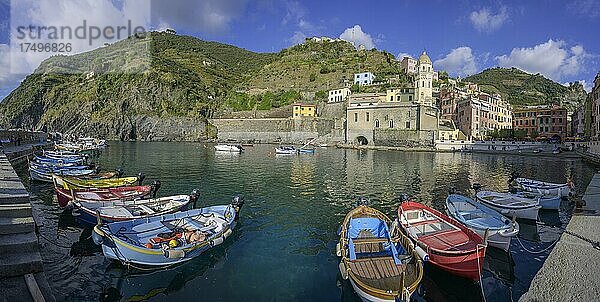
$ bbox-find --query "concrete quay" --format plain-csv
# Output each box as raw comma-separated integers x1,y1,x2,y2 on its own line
520,173,600,302
1,146,55,302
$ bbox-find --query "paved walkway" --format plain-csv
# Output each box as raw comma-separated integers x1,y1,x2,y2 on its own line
520,173,600,301
0,148,55,302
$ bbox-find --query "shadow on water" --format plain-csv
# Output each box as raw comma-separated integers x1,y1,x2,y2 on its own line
99,226,242,302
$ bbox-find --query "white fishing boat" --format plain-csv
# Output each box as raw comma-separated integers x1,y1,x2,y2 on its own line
475,191,541,220
446,194,519,251
275,146,297,155
214,144,244,153
514,177,573,198
512,191,561,210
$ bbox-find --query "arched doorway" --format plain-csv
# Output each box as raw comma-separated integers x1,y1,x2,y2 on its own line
356,136,369,145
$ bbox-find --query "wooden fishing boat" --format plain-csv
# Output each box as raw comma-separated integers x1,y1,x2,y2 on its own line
337,205,423,302
53,173,143,190
514,177,574,198
398,201,486,280
214,144,244,153
512,191,561,210
55,181,158,208
275,146,297,155
92,195,245,266
298,148,316,154
446,194,519,251
73,192,197,226
475,191,541,220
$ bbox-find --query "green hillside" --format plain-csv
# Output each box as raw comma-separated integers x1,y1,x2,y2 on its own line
0,32,276,140
464,67,571,108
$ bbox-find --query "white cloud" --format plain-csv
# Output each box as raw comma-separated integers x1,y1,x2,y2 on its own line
150,0,247,35
579,80,592,92
469,6,509,33
397,52,412,60
568,0,600,19
289,31,307,45
495,39,591,81
434,47,478,77
339,25,375,49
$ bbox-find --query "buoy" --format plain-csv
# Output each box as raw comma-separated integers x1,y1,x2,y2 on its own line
223,228,233,238
164,249,185,259
145,243,153,249
211,236,224,246
336,243,342,257
338,262,348,280
415,246,429,262
169,239,178,248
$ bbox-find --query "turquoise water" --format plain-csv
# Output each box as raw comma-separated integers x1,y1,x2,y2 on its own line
21,142,596,301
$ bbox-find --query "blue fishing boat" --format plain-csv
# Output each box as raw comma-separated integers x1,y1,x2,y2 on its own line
446,194,519,251
33,154,86,165
298,148,315,154
29,166,96,182
92,196,245,267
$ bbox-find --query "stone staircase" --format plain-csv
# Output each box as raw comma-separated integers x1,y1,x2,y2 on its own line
0,153,54,301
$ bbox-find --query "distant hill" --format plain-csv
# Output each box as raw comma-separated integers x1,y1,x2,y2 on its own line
464,67,584,110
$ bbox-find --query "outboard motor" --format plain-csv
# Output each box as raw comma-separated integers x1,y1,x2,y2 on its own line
116,168,124,178
357,196,369,206
137,172,146,186
95,165,101,174
189,189,200,208
150,180,161,198
472,183,483,192
399,193,410,203
231,195,245,219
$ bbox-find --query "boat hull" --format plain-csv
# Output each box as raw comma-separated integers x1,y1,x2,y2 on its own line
515,178,572,198
424,245,486,280
73,200,191,226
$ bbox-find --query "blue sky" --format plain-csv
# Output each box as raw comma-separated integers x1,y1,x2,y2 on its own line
1,0,599,100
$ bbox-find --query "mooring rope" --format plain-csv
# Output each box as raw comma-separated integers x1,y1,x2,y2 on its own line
515,236,559,254
476,244,487,302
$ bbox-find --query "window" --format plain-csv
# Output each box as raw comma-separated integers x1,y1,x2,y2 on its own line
406,121,411,129
390,96,394,101
354,113,358,122
375,119,380,128
389,120,394,128
409,95,413,101
366,112,370,122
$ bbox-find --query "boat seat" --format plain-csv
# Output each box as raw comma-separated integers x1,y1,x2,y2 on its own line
458,211,484,220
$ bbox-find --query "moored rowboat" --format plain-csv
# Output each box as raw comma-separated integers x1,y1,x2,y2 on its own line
55,181,159,208
398,201,486,280
513,177,574,198
53,174,143,190
73,191,198,226
338,205,423,302
92,195,245,267
475,191,541,220
446,194,519,251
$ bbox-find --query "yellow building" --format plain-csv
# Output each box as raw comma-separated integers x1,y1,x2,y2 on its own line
293,104,317,118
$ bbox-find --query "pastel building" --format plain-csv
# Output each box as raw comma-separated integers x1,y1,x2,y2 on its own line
354,72,376,86
513,106,568,139
292,104,317,118
328,88,351,103
400,56,417,74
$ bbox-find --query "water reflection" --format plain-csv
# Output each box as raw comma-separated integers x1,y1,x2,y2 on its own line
14,143,596,302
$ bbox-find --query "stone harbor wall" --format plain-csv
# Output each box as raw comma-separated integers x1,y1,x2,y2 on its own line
373,129,436,148
209,118,336,144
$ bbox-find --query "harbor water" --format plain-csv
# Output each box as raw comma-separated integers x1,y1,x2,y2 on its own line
16,142,596,301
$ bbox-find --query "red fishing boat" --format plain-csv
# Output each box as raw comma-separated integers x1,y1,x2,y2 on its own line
398,201,486,280
55,181,160,208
